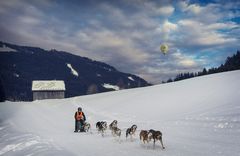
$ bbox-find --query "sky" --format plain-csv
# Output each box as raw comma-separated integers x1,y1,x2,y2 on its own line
0,0,239,84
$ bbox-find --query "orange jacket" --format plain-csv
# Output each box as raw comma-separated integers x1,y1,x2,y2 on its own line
74,111,86,121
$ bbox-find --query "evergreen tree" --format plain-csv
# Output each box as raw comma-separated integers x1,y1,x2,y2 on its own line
202,68,207,75
167,78,173,83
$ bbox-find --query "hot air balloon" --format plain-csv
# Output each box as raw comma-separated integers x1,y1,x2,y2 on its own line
160,44,168,55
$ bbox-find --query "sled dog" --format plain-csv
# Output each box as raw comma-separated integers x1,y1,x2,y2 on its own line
96,121,107,136
139,130,149,143
83,122,91,132
109,120,118,130
112,127,121,137
126,124,137,139
148,129,165,149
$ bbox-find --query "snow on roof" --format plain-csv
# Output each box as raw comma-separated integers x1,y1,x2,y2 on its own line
66,63,79,77
102,83,120,91
32,80,65,91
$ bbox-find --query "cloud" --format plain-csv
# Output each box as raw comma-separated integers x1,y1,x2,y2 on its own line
172,51,198,67
156,20,178,40
18,16,41,25
179,59,196,67
179,1,202,15
178,1,240,23
156,5,175,16
76,29,150,64
176,19,238,49
134,1,175,17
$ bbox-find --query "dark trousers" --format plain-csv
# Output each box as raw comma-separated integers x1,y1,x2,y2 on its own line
75,120,84,131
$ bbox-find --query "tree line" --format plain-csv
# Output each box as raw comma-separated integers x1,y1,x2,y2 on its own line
163,51,240,83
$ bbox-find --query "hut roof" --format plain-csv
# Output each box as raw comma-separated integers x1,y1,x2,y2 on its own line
32,80,65,91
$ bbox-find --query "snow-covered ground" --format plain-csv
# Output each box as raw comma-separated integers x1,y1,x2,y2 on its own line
102,83,120,91
66,63,79,77
0,45,16,52
1,70,240,156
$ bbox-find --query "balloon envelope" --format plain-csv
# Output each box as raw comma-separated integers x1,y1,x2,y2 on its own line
160,44,168,54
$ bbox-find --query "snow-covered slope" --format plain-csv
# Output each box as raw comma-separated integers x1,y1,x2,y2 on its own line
1,70,240,156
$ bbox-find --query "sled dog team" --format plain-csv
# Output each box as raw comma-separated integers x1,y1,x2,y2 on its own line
96,120,165,149
74,107,165,149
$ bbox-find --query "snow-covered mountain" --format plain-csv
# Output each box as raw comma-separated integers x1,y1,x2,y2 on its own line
0,41,149,101
0,70,240,156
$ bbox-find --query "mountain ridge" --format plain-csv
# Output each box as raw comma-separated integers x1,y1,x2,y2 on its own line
0,41,150,101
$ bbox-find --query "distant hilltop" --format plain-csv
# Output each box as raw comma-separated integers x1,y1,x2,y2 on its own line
0,41,150,101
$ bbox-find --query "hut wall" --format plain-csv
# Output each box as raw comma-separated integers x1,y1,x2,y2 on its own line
33,91,65,100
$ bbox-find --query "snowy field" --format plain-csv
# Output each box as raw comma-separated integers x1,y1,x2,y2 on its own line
1,70,240,156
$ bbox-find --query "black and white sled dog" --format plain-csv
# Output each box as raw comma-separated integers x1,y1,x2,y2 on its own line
148,129,165,149
126,124,137,140
83,122,91,132
96,121,107,136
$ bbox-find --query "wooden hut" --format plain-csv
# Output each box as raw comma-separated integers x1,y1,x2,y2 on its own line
32,80,65,100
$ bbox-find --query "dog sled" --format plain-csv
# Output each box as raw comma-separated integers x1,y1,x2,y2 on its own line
75,121,91,133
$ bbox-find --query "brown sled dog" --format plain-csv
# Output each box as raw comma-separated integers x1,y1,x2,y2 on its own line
148,129,165,149
139,130,149,143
